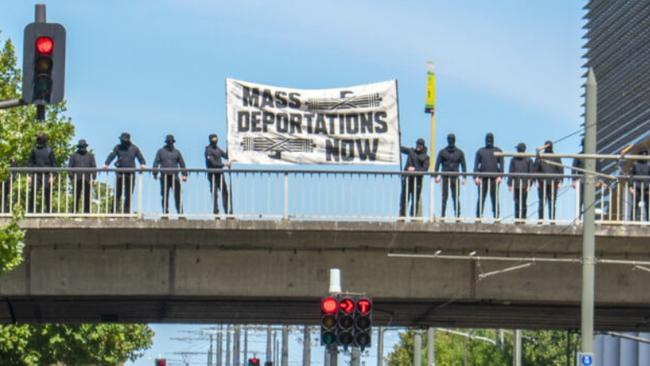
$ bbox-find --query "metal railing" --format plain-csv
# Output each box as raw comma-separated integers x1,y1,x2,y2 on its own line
0,168,648,225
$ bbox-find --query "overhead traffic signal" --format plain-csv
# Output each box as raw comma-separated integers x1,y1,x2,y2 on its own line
155,359,167,366
248,357,260,366
354,297,372,350
320,296,338,346
22,21,66,105
337,297,355,348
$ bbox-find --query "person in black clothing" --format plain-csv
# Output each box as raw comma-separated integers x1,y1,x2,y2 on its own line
153,135,187,215
399,138,430,218
68,139,97,213
474,133,503,219
435,133,466,218
534,140,563,221
103,132,146,213
27,133,56,213
205,134,230,216
508,143,533,221
629,148,650,221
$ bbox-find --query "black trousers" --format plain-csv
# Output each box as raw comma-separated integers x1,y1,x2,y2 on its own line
73,179,92,214
538,182,559,220
441,176,460,217
399,176,423,217
28,174,51,213
114,173,134,213
208,173,229,214
476,178,498,218
160,174,182,214
513,187,528,220
633,188,649,221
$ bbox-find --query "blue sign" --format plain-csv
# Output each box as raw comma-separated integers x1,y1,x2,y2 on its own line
581,354,593,366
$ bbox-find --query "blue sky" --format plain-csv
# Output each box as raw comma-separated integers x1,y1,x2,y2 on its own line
1,0,586,364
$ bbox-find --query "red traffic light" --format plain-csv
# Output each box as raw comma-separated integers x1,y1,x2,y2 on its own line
248,357,260,366
357,298,372,315
321,296,338,314
339,297,354,314
155,359,167,366
35,36,54,54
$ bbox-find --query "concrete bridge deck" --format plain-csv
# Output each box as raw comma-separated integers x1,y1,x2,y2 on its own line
0,218,649,330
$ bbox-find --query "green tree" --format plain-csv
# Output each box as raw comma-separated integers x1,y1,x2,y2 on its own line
0,30,154,366
388,328,577,366
0,324,154,366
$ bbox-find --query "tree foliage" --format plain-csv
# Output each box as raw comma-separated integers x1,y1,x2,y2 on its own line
0,324,155,366
388,328,578,366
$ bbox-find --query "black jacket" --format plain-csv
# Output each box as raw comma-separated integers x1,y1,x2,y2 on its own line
28,145,56,168
205,145,228,170
105,143,146,169
631,160,650,189
474,146,504,175
153,146,187,176
68,151,97,180
534,155,563,184
435,146,466,174
401,146,429,172
508,157,533,188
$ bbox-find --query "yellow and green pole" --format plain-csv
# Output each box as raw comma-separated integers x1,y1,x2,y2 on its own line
425,62,436,171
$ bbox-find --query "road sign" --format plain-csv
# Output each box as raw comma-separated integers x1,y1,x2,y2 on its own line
577,352,594,366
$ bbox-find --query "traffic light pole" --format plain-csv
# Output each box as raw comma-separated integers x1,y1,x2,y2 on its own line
351,347,361,366
377,327,384,366
427,328,435,366
414,331,422,366
265,326,272,366
302,325,311,366
281,326,289,366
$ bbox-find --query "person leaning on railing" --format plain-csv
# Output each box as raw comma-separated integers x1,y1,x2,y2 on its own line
153,134,188,215
68,139,97,214
434,133,466,219
508,143,533,222
103,132,146,214
399,138,429,219
534,140,563,222
205,133,230,217
27,133,56,213
474,133,503,220
629,148,650,221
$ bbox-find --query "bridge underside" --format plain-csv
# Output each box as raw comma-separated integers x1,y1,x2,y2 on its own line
1,218,649,330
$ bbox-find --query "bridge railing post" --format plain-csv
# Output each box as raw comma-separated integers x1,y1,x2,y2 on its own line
137,171,143,218
283,172,289,220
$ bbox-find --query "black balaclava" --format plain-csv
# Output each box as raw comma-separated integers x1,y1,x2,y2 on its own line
36,133,47,148
544,140,553,153
485,133,494,148
516,143,526,153
209,134,218,147
447,133,456,149
165,135,175,150
119,132,131,147
416,138,425,152
77,140,88,154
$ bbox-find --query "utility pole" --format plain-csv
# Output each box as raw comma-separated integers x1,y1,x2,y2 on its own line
414,331,422,366
581,67,598,357
226,325,231,366
513,330,522,366
273,331,279,366
281,325,289,366
234,325,241,366
266,326,272,365
351,347,361,366
427,328,435,366
302,325,311,366
217,325,223,366
243,327,248,363
377,327,384,366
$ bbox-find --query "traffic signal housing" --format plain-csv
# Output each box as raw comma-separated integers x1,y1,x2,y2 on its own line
320,296,338,346
22,22,66,105
154,359,167,366
337,297,355,349
354,297,372,350
248,357,260,366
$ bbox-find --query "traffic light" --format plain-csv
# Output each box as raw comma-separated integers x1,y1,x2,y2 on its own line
354,297,372,350
22,21,66,105
337,297,355,349
320,296,338,346
248,357,260,366
155,359,166,366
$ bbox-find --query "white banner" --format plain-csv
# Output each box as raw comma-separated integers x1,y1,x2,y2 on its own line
226,79,400,165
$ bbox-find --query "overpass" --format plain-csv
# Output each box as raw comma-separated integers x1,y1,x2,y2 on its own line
1,217,649,331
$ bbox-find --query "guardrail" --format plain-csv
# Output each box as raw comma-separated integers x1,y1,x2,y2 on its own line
0,168,647,225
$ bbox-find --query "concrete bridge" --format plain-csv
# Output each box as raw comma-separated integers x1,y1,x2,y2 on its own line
0,218,649,331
